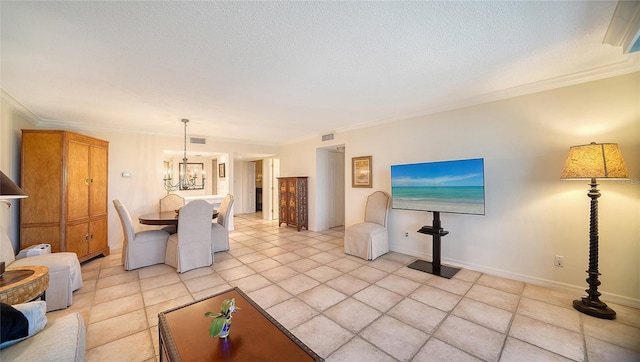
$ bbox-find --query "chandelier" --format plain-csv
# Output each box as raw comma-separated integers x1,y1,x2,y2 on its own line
163,119,206,192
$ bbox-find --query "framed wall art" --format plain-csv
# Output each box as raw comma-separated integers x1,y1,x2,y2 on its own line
352,156,372,188
219,163,226,178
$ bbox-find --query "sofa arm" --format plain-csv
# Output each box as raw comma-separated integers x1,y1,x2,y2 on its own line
0,312,85,361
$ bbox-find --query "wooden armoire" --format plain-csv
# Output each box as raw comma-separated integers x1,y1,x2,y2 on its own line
20,130,110,262
277,177,308,231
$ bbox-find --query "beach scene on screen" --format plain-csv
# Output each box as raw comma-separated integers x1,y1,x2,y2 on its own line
391,158,485,215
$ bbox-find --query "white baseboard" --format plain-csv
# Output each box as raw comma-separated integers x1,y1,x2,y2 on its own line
391,246,640,309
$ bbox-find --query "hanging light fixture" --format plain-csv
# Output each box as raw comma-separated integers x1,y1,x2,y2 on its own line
163,119,206,192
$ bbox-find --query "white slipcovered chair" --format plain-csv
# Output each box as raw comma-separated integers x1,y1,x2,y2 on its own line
211,194,234,253
0,230,83,312
165,200,213,273
113,199,170,271
159,194,184,234
344,191,390,260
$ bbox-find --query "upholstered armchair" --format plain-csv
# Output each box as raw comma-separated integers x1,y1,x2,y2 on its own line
159,194,184,234
165,200,214,273
0,231,83,312
344,191,390,260
211,194,234,253
113,199,170,271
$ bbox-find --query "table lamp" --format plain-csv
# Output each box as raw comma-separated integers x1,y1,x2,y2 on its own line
561,142,629,319
1,170,28,207
1,170,28,277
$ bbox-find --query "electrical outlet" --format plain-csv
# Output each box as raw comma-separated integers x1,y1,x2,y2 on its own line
554,255,564,267
404,232,409,237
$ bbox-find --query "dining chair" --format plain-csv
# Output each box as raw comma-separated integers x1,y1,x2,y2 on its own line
211,194,234,253
165,200,214,273
343,191,390,260
159,194,185,234
113,199,171,270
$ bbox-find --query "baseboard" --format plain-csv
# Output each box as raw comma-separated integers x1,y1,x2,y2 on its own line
390,246,640,309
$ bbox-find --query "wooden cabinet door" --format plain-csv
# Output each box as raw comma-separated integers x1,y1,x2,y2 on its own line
20,132,63,225
67,141,90,221
89,146,108,217
66,223,89,257
89,217,108,254
279,180,288,224
287,179,297,226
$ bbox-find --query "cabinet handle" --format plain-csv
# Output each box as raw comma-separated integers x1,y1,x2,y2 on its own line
84,235,89,241
90,234,94,239
90,178,94,183
84,178,90,185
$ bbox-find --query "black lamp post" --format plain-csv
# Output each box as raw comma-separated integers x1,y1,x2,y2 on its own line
561,142,629,320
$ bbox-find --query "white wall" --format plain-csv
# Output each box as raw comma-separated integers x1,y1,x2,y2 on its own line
2,73,638,307
280,73,640,306
0,93,39,247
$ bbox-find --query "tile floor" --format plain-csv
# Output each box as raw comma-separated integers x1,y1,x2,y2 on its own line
47,213,640,361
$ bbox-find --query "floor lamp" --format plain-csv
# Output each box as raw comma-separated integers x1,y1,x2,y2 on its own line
561,142,629,320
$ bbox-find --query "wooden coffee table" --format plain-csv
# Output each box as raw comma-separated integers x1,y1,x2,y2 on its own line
158,287,322,361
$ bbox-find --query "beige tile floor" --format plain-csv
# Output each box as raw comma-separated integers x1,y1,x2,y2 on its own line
47,213,640,361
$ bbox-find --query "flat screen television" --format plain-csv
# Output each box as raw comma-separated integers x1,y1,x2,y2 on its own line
391,158,485,215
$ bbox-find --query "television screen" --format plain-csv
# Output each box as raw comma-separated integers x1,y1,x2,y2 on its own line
391,158,485,215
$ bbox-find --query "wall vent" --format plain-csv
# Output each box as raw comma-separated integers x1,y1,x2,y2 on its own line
322,133,334,141
190,137,206,145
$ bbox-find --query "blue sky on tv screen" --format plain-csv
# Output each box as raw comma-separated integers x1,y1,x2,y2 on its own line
391,158,484,187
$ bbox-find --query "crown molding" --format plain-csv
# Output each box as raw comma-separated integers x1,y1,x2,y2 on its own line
336,57,640,134
603,1,640,54
0,88,41,124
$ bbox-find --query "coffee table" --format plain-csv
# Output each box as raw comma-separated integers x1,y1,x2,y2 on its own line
158,287,322,361
0,266,49,305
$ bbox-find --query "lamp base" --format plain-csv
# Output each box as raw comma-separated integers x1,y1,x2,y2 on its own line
573,298,616,320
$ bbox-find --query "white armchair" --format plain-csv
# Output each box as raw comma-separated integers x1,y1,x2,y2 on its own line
211,194,234,253
113,199,170,271
165,200,213,273
0,231,82,312
344,191,390,260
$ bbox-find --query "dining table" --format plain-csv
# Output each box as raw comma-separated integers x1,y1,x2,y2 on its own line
139,210,219,226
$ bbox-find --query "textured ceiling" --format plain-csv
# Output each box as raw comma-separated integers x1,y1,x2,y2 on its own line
1,1,638,146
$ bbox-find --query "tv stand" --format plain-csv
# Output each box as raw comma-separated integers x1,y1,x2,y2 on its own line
407,211,460,279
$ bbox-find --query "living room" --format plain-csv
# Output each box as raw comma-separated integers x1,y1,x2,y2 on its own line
1,1,639,361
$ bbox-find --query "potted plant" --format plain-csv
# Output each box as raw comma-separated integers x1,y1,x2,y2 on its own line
205,298,239,338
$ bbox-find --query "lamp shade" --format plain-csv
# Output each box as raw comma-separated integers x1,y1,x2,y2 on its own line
561,142,629,180
0,171,27,199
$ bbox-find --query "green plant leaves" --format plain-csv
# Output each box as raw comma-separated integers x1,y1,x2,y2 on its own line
205,298,239,338
209,316,226,337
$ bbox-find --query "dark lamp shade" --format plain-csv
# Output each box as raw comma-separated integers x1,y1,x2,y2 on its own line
561,142,629,180
0,171,28,199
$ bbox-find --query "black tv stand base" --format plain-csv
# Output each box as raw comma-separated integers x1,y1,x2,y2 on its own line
409,211,460,279
407,259,460,279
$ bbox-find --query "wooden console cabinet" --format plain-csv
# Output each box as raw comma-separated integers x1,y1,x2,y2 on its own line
20,130,110,262
278,177,308,231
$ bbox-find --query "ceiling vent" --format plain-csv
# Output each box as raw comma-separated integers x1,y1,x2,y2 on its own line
190,137,206,145
322,133,334,141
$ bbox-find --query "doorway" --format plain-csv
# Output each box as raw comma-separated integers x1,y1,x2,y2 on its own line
316,146,345,230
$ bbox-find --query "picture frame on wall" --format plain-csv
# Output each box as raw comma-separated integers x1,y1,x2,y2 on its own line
352,156,372,188
219,163,226,178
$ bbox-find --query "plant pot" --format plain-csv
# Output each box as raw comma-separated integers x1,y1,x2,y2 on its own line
218,318,232,338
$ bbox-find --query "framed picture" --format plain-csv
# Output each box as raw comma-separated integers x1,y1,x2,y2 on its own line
219,163,226,178
352,156,372,188
178,162,205,190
